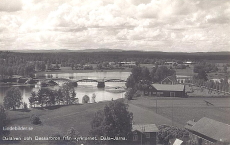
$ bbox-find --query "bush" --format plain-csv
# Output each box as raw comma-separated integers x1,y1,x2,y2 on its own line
23,102,28,110
30,114,42,125
82,95,90,103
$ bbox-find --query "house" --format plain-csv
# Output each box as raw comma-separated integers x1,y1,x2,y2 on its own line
161,76,177,85
176,75,193,84
185,117,230,145
144,84,185,97
131,124,158,145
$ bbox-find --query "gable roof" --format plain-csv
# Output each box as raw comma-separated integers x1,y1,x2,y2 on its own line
188,117,230,143
151,84,184,92
161,76,177,84
132,124,158,133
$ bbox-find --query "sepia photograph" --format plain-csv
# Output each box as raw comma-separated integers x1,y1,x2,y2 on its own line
0,0,230,145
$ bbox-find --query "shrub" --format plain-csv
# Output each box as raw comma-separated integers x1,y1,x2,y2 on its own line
82,95,90,103
30,114,42,125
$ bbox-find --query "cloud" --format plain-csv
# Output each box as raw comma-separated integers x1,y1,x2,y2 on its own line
0,0,22,12
0,0,229,52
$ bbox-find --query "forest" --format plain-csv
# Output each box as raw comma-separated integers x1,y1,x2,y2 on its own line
0,50,230,79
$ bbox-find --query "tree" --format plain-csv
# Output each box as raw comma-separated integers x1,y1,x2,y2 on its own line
125,88,136,100
158,125,189,145
82,95,90,103
0,105,10,140
90,99,133,145
125,74,136,88
29,91,36,108
141,67,151,81
56,88,64,105
195,69,208,81
92,93,96,103
154,66,175,82
37,88,53,107
70,90,76,104
61,82,75,105
3,87,22,110
131,66,142,82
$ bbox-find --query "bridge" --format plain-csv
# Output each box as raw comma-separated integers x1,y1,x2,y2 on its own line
35,78,126,88
76,79,126,88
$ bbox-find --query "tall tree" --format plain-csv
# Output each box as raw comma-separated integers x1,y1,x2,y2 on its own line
90,99,133,145
29,91,36,108
61,82,75,105
195,69,208,81
141,67,151,81
4,87,22,110
154,66,175,82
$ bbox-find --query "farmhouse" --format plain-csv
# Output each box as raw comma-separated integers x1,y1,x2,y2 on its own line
131,124,158,145
185,117,230,145
144,84,185,97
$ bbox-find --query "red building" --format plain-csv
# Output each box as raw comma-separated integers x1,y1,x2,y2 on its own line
144,84,185,97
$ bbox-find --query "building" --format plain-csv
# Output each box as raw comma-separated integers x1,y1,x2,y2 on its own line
144,84,185,97
118,61,136,68
131,124,158,145
176,75,193,84
183,61,196,67
185,117,230,145
161,76,177,85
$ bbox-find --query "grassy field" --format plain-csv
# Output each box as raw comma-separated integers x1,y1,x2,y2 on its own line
130,96,230,128
5,102,110,144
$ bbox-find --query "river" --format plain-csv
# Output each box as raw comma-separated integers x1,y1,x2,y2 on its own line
0,71,131,106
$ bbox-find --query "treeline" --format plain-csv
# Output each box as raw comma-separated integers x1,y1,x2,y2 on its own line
1,51,230,79
29,82,77,107
193,62,218,73
193,78,230,93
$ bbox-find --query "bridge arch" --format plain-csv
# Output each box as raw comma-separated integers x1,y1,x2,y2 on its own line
76,79,98,82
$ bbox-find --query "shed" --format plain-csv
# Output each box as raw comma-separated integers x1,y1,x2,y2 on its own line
132,124,158,145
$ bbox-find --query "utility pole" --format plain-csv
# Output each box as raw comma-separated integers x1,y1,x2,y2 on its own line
156,95,158,113
141,126,145,145
172,98,174,126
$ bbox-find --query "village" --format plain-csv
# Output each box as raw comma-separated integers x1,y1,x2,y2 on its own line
1,51,230,145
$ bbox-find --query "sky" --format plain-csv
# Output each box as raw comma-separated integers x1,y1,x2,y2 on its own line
0,0,230,52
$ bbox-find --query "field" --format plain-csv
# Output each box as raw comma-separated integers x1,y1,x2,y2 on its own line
130,96,230,128
5,102,110,144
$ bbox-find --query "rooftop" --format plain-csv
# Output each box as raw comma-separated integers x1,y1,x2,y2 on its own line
161,76,177,83
186,117,230,143
151,84,185,91
132,124,158,133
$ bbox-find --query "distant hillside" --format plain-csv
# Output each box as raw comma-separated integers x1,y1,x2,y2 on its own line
7,48,124,53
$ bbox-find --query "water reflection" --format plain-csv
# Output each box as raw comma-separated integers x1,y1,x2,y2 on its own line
0,72,130,106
